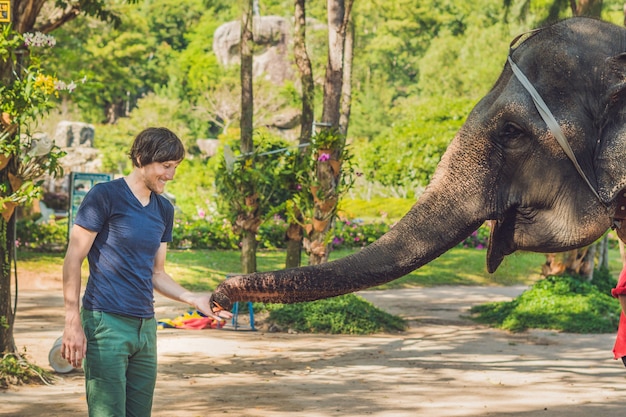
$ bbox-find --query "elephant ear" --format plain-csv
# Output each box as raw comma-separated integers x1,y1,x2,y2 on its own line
596,52,626,204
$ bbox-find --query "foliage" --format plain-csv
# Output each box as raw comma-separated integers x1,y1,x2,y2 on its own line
213,131,294,235
165,158,217,216
311,127,344,149
356,96,475,197
15,218,68,251
459,223,490,249
140,0,207,51
96,93,197,175
0,27,70,219
257,214,289,250
470,273,621,333
171,214,238,250
0,352,53,388
41,7,170,123
348,0,506,140
283,129,358,247
265,294,407,334
331,218,390,249
589,266,618,295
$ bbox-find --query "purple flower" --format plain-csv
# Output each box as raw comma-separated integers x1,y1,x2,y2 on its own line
318,152,331,162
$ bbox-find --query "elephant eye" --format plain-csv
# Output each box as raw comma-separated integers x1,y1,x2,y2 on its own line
500,122,524,139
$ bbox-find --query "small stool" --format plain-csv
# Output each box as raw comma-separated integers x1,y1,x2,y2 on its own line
232,301,255,331
225,274,255,331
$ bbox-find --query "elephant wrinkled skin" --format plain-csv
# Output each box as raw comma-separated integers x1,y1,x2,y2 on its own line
210,17,626,312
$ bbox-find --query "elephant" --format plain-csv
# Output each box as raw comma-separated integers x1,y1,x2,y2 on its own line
209,17,626,312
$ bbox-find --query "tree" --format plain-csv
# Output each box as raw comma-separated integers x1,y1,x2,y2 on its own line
284,0,315,268
360,97,473,198
42,8,171,124
307,0,354,265
238,0,257,273
503,0,603,24
0,0,124,357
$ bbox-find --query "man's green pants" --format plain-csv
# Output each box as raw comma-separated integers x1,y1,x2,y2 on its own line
81,309,157,417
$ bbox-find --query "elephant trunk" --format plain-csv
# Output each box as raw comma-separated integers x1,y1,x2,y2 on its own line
211,139,493,311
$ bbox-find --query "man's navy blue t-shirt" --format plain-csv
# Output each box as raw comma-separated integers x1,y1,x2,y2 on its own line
74,178,174,318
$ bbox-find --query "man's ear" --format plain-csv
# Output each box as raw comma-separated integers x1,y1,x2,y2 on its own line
594,53,626,204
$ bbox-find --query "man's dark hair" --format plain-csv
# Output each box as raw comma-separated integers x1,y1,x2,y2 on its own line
129,127,185,167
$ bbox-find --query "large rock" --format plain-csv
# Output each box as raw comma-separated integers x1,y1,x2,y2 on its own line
54,120,95,148
53,121,103,185
196,139,220,158
213,16,292,84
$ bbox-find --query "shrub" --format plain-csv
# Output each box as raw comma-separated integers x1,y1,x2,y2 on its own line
265,293,407,334
331,218,390,249
257,214,288,249
470,274,621,333
171,215,238,250
458,223,490,249
16,218,68,251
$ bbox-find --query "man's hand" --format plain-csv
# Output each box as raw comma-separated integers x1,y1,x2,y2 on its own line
62,323,87,368
193,294,233,320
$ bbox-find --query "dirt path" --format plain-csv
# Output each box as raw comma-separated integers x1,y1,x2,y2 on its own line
2,278,626,417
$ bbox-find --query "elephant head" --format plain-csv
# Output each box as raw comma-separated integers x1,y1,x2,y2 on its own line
210,17,626,312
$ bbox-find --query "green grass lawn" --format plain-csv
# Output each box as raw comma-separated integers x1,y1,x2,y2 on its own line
18,246,624,292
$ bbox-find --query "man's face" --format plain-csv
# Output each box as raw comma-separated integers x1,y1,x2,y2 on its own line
141,160,181,194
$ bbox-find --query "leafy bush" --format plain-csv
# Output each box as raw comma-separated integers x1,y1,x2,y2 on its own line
331,218,390,248
257,215,288,250
16,218,68,251
458,223,490,249
171,215,238,250
470,274,621,333
265,294,407,335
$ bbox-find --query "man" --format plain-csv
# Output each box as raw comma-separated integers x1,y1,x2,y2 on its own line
62,127,231,416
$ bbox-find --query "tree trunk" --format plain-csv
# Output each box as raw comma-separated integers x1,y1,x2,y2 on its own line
339,20,353,135
573,0,603,16
309,0,353,265
241,230,257,274
240,0,253,155
285,222,303,268
0,0,32,354
239,0,258,273
320,0,346,128
285,0,315,268
0,203,16,353
542,247,594,278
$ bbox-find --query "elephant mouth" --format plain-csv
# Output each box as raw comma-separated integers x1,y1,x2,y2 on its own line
486,204,536,273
